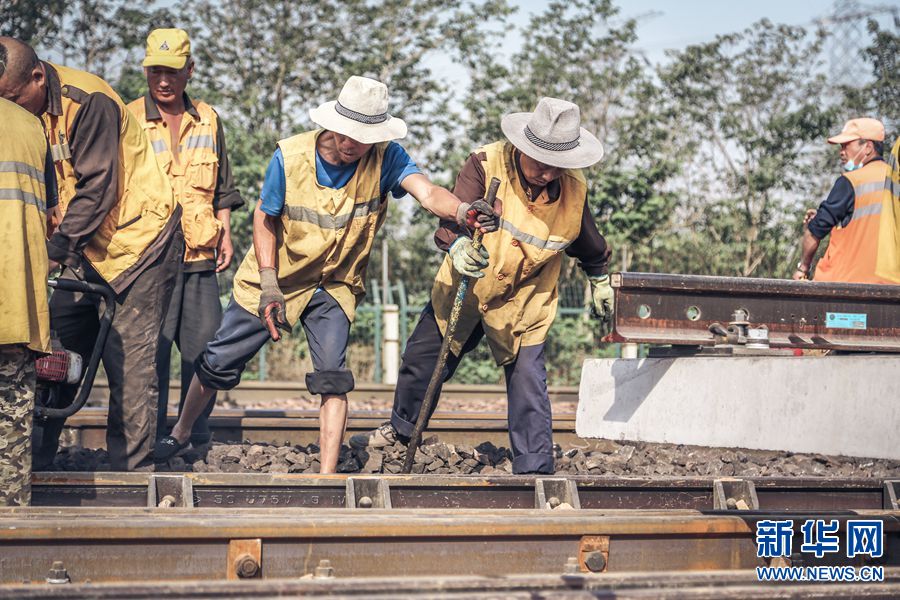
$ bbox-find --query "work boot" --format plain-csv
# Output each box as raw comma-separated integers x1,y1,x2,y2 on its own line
349,422,406,449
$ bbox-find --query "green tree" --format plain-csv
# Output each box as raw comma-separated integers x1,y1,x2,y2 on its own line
659,20,839,277
0,0,66,45
841,16,900,138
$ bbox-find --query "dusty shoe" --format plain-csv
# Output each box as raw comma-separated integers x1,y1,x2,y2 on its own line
350,422,403,449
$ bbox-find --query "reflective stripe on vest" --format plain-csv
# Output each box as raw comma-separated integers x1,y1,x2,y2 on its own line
231,130,387,324
499,218,573,252
284,196,381,229
431,141,586,365
0,161,47,212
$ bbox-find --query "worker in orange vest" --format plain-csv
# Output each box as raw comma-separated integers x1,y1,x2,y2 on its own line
794,118,894,283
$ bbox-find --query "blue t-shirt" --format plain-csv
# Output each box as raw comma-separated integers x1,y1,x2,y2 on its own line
259,142,421,216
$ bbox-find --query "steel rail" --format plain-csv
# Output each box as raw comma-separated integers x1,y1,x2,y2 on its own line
0,507,898,582
63,408,580,448
88,380,580,405
608,272,900,352
3,571,900,599
30,473,900,512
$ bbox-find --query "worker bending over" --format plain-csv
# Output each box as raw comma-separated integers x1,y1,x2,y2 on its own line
0,93,58,504
155,76,497,472
352,97,612,474
0,37,182,471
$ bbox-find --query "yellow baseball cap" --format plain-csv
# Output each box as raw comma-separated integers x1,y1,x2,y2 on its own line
142,28,191,69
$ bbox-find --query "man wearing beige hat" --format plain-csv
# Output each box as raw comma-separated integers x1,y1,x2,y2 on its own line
352,97,612,474
126,29,245,449
794,117,894,283
155,75,496,472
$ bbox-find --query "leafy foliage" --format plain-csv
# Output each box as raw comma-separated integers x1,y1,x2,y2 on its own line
5,2,896,384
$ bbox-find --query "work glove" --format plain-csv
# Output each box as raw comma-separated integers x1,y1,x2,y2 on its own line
589,275,614,321
258,268,291,341
456,199,500,233
449,237,490,278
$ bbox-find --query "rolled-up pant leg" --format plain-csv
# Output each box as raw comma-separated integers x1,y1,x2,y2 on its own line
391,303,483,438
177,271,222,444
504,343,554,474
301,291,354,395
106,230,182,471
0,346,35,506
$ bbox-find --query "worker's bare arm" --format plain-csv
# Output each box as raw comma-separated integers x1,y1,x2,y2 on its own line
252,200,279,270
793,229,821,280
400,173,462,221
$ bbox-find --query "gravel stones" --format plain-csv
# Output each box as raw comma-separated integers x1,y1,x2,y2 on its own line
43,437,900,478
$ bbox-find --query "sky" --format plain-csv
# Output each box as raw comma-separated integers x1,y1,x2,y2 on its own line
507,0,895,65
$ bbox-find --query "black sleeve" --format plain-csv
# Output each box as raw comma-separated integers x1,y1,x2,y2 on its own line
565,202,612,277
807,176,855,240
43,141,58,209
46,93,121,266
212,116,245,211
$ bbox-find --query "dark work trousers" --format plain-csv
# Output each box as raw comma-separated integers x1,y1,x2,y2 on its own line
156,269,222,445
34,230,183,471
391,303,554,474
194,290,355,395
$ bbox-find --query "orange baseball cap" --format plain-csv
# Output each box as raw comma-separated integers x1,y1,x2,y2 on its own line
143,28,191,69
827,118,885,144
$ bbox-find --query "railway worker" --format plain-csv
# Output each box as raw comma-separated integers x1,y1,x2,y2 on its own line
154,75,498,473
127,29,245,450
793,118,895,283
0,37,183,472
873,135,900,283
351,97,612,475
0,92,59,505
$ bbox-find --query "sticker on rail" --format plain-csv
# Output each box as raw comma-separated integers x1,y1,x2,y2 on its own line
755,519,884,582
825,312,867,330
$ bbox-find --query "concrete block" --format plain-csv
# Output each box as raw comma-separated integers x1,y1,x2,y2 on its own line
576,355,900,460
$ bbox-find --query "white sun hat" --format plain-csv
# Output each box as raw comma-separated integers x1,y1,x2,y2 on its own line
309,76,408,144
500,97,604,169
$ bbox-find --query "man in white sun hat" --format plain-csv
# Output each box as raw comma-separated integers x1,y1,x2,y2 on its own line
155,75,498,472
352,97,612,474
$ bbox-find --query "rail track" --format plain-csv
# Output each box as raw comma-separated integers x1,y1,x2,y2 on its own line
4,473,900,593
29,473,900,511
65,407,580,448
5,572,900,599
9,482,900,597
89,380,580,405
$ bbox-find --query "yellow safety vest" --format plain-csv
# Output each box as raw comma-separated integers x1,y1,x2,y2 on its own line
0,98,51,353
43,63,176,288
814,160,893,284
875,138,900,283
232,130,387,324
127,96,222,265
432,141,586,365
